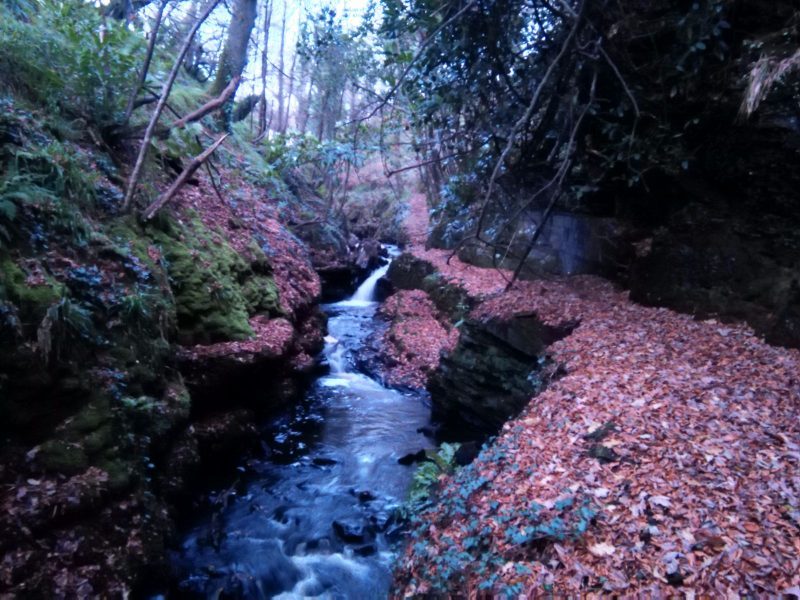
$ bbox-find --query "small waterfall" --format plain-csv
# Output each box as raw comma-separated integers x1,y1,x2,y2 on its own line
325,335,347,374
324,244,399,372
337,245,399,307
349,262,391,303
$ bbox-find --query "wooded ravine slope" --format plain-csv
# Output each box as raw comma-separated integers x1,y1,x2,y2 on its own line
1,0,799,596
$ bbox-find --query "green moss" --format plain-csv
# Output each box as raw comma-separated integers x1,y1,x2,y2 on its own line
106,218,159,271
147,213,283,344
38,439,88,474
242,274,281,314
0,254,64,323
421,272,471,321
247,239,272,272
97,457,133,493
69,398,110,434
83,423,113,454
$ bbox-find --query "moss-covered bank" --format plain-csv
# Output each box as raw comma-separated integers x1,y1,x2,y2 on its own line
0,96,324,595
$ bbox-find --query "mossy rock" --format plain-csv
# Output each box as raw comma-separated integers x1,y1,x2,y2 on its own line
97,457,134,493
242,274,280,314
145,213,284,344
69,398,111,434
0,254,64,325
247,239,272,274
83,423,114,455
120,384,190,441
105,218,161,274
38,439,89,474
387,253,435,290
148,217,253,344
421,272,472,321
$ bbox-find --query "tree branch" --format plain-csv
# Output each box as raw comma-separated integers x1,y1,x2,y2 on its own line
142,134,228,221
385,151,465,177
123,0,168,124
505,69,597,289
122,0,222,212
472,1,585,244
350,0,478,124
170,75,240,128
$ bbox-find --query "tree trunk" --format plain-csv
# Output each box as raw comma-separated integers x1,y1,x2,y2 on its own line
257,0,273,137
210,0,258,130
123,0,167,124
282,43,298,133
297,66,313,135
316,88,329,140
276,1,288,133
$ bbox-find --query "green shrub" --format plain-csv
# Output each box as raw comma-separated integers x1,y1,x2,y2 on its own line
0,0,144,125
403,442,460,518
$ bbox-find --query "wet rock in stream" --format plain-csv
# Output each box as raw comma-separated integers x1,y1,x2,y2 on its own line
332,519,375,544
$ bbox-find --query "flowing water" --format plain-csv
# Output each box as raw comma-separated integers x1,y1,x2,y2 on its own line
169,248,434,599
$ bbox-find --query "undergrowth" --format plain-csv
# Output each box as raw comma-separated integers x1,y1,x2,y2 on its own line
403,439,600,596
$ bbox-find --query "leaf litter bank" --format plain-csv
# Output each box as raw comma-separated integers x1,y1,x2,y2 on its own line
391,192,800,595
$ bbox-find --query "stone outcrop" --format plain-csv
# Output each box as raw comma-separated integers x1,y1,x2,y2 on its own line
629,203,800,349
428,314,573,436
387,253,473,320
431,209,631,280
384,249,574,436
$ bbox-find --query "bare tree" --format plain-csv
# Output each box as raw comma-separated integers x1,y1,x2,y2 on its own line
256,0,273,138
296,62,313,135
210,0,258,129
276,1,288,133
282,44,298,133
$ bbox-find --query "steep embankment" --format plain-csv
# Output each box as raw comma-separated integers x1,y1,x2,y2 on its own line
389,192,800,595
0,100,326,595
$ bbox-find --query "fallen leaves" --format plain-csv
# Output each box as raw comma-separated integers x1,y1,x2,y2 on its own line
649,495,671,509
373,289,458,389
177,316,295,363
392,191,800,597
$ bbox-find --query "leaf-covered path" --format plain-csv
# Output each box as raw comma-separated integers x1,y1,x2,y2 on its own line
394,193,800,595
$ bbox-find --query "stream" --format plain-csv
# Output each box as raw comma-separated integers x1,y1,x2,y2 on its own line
169,248,435,599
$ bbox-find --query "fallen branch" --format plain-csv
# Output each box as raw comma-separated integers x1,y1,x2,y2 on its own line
142,133,228,221
170,75,240,129
385,151,465,177
123,0,168,124
122,0,222,212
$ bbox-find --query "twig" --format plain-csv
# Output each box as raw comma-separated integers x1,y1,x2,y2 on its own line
505,70,597,290
385,151,465,177
204,160,226,204
472,0,584,245
142,133,228,221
